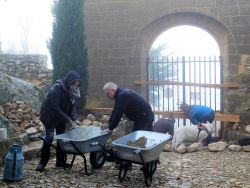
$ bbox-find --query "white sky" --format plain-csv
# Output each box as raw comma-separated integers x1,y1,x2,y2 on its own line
152,25,220,57
0,1,219,69
0,0,53,68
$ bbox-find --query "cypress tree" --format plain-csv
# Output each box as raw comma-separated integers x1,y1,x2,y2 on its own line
49,0,88,109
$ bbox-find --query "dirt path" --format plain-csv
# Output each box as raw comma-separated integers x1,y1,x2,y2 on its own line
0,150,249,188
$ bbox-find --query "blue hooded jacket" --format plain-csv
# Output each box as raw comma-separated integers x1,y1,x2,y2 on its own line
190,105,215,125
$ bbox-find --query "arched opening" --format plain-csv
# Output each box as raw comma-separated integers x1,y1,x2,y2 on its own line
148,25,221,127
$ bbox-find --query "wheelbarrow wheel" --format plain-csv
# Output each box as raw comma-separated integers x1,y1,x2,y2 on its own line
118,162,130,182
89,151,106,169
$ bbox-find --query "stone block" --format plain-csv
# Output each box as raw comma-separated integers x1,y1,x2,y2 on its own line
93,49,109,58
231,16,250,26
216,0,237,7
238,0,250,6
208,141,228,151
98,39,117,49
230,25,250,35
240,6,250,15
238,45,250,54
228,144,241,151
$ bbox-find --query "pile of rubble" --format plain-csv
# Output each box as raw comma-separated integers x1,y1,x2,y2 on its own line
0,101,132,142
0,101,44,140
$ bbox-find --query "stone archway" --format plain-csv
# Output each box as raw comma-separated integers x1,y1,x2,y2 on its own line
135,12,236,84
131,11,240,137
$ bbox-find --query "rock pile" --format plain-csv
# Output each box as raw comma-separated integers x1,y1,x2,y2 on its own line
0,102,133,143
0,101,43,139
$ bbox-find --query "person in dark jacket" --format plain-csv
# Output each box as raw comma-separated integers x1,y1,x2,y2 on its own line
153,117,175,137
36,70,81,172
102,82,154,133
180,103,215,125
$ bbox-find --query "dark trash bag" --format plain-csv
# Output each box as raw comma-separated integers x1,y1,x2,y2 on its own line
238,136,250,146
153,118,175,137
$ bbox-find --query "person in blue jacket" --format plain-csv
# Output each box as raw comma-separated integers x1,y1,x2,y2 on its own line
180,103,215,125
36,70,81,172
102,82,154,134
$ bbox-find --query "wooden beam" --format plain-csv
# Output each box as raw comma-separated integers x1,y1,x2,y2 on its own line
215,113,240,122
154,111,188,118
86,108,240,123
133,80,240,88
155,111,240,122
86,107,112,114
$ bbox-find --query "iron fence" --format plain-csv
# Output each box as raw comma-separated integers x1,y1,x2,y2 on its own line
147,56,222,128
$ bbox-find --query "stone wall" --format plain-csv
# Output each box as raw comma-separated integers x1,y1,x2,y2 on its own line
0,54,51,86
84,0,250,124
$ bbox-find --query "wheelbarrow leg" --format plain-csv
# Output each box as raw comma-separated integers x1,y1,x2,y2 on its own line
81,154,93,176
69,141,93,175
144,161,155,187
139,152,153,187
63,154,76,170
118,161,130,182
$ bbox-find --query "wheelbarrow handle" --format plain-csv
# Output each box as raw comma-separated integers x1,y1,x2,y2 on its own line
38,136,57,149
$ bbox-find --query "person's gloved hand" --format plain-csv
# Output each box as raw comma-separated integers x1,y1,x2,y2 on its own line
66,120,72,132
71,121,77,129
66,119,77,131
102,128,112,134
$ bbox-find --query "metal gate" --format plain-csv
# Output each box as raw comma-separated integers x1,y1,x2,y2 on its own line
147,56,222,126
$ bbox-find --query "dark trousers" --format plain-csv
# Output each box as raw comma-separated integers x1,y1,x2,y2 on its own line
133,112,154,131
40,123,66,166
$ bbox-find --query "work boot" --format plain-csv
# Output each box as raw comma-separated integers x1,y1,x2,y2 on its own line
36,162,46,172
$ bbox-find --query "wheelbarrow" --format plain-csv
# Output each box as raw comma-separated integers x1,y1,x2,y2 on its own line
88,130,172,186
38,126,111,175
112,130,172,187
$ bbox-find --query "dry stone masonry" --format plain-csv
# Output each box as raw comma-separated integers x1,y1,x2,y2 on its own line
0,54,52,87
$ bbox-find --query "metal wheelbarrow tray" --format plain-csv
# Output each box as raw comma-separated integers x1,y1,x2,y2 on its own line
53,126,110,175
112,131,172,187
55,126,110,154
112,130,171,163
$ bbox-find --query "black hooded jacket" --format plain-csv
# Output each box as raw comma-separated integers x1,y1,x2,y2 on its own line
40,71,81,128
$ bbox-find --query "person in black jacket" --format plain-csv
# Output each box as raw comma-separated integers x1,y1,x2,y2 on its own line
36,70,81,172
153,117,175,137
102,82,154,134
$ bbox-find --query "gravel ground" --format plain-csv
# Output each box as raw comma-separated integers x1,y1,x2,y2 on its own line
0,150,249,188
